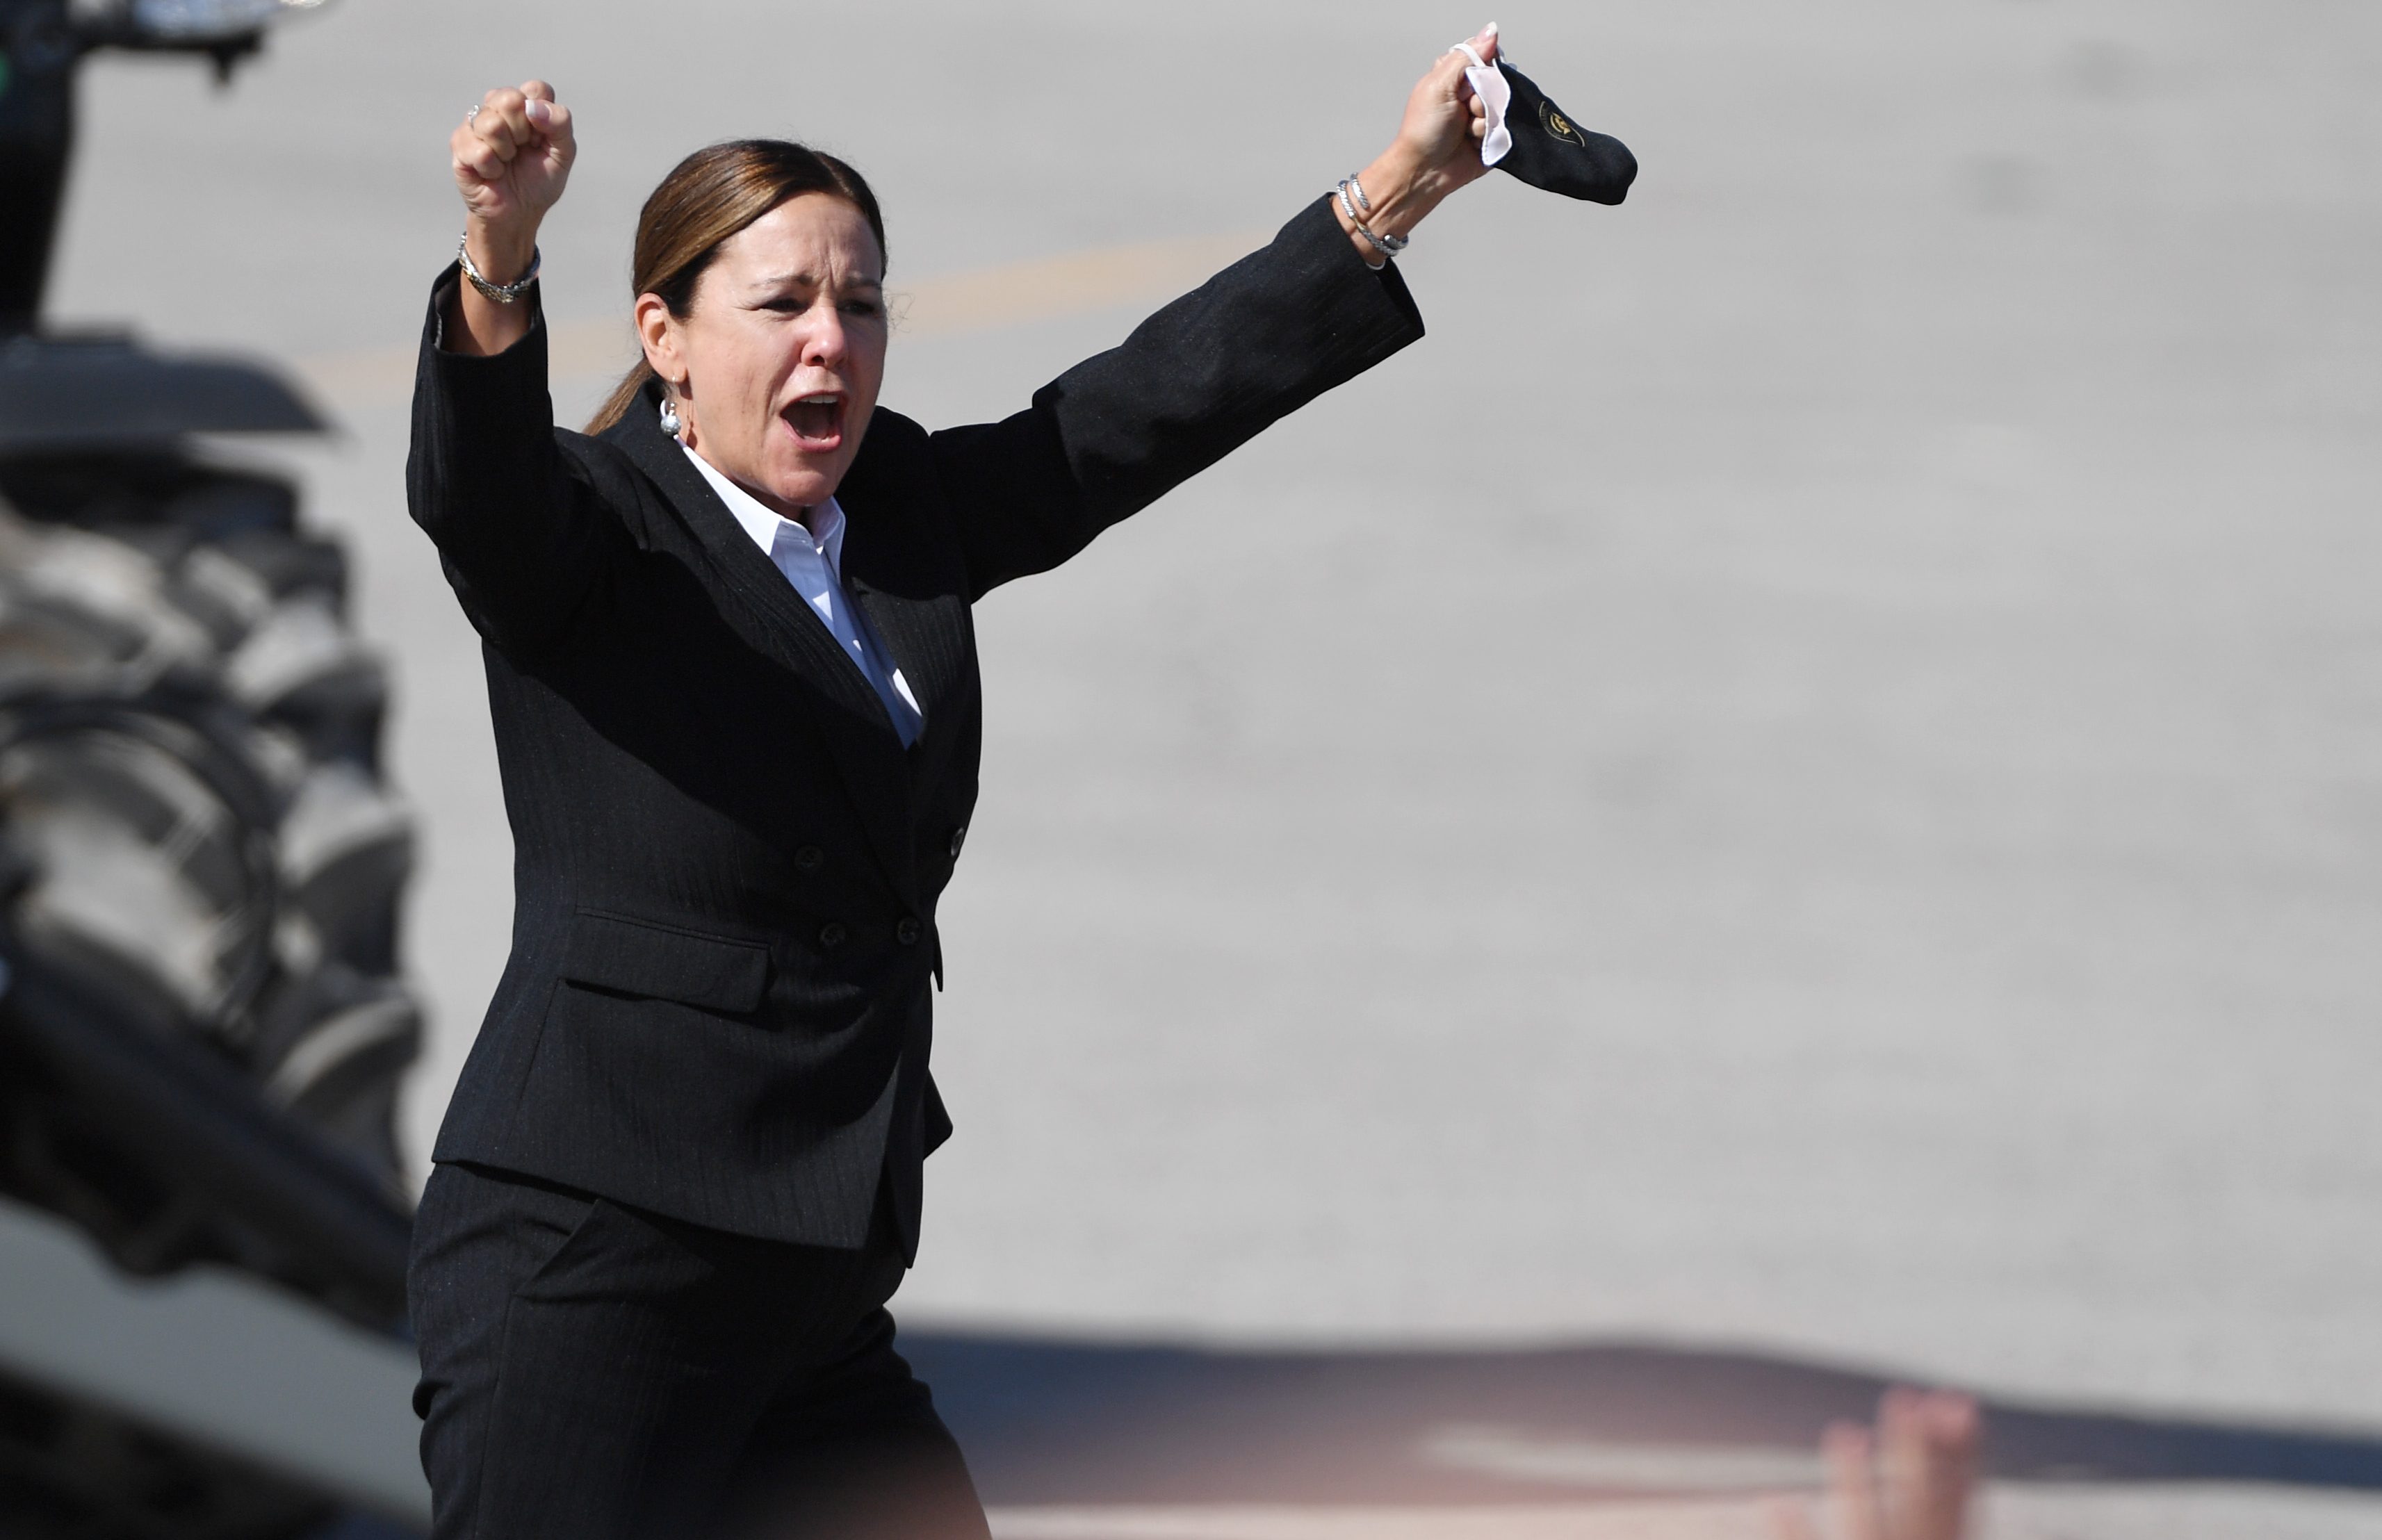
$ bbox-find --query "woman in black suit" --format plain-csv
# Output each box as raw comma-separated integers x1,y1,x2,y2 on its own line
407,26,1504,1539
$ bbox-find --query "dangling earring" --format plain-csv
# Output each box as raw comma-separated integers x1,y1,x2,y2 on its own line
658,393,683,439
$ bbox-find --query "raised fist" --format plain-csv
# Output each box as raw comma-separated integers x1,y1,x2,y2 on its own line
451,81,576,249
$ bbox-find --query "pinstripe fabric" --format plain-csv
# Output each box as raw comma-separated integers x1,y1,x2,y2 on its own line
404,194,1426,1259
409,1162,989,1539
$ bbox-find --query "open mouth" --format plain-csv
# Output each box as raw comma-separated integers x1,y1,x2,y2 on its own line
784,391,845,452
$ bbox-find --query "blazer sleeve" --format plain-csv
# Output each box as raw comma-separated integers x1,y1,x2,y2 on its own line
405,268,612,657
929,195,1426,599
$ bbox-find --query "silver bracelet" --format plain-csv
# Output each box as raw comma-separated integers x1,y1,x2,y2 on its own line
1346,172,1374,214
1334,179,1409,257
457,234,541,304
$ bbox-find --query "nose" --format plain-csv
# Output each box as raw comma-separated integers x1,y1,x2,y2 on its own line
801,303,847,371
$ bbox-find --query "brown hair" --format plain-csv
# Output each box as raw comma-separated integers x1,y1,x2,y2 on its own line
585,139,888,434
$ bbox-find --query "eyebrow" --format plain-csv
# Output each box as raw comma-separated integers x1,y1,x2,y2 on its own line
757,271,883,292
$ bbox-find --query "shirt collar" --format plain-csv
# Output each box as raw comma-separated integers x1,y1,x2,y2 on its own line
680,444,847,577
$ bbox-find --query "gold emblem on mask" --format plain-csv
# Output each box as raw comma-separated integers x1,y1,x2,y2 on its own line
1540,100,1588,149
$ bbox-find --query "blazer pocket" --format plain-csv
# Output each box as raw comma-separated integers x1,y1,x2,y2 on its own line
559,908,771,1014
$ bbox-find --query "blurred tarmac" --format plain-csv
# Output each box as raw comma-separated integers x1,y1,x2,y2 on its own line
35,0,2382,1525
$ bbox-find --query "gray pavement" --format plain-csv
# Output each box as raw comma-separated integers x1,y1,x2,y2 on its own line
40,0,2382,1500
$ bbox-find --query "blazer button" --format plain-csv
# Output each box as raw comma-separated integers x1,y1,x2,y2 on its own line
794,844,824,873
819,921,849,949
947,825,967,858
896,917,922,945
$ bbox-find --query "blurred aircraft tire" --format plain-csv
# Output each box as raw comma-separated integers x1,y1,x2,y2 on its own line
0,448,423,1215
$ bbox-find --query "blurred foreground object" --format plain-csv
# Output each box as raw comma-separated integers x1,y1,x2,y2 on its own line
1772,1391,1979,1540
1,0,335,329
0,435,425,1218
0,2,427,1534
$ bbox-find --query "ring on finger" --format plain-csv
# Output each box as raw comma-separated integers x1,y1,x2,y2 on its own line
466,104,480,124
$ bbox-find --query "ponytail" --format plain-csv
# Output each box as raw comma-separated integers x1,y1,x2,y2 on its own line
587,359,660,437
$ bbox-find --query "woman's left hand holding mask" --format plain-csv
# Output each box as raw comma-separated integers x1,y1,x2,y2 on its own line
1330,23,1501,267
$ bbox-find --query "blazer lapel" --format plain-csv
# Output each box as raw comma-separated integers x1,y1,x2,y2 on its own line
852,568,964,720
606,405,917,899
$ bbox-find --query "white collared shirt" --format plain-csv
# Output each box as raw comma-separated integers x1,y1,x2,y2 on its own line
682,446,924,746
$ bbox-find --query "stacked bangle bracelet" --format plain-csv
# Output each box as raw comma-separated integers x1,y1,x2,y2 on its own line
1334,174,1409,259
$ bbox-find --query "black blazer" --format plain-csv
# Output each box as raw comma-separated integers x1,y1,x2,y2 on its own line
408,197,1424,1259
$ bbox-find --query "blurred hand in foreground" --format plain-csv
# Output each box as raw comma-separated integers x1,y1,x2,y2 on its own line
1770,1389,1981,1540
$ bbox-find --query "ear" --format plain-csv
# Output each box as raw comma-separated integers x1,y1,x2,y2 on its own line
635,293,685,389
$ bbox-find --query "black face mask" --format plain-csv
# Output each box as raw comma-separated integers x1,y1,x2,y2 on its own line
1491,61,1636,206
